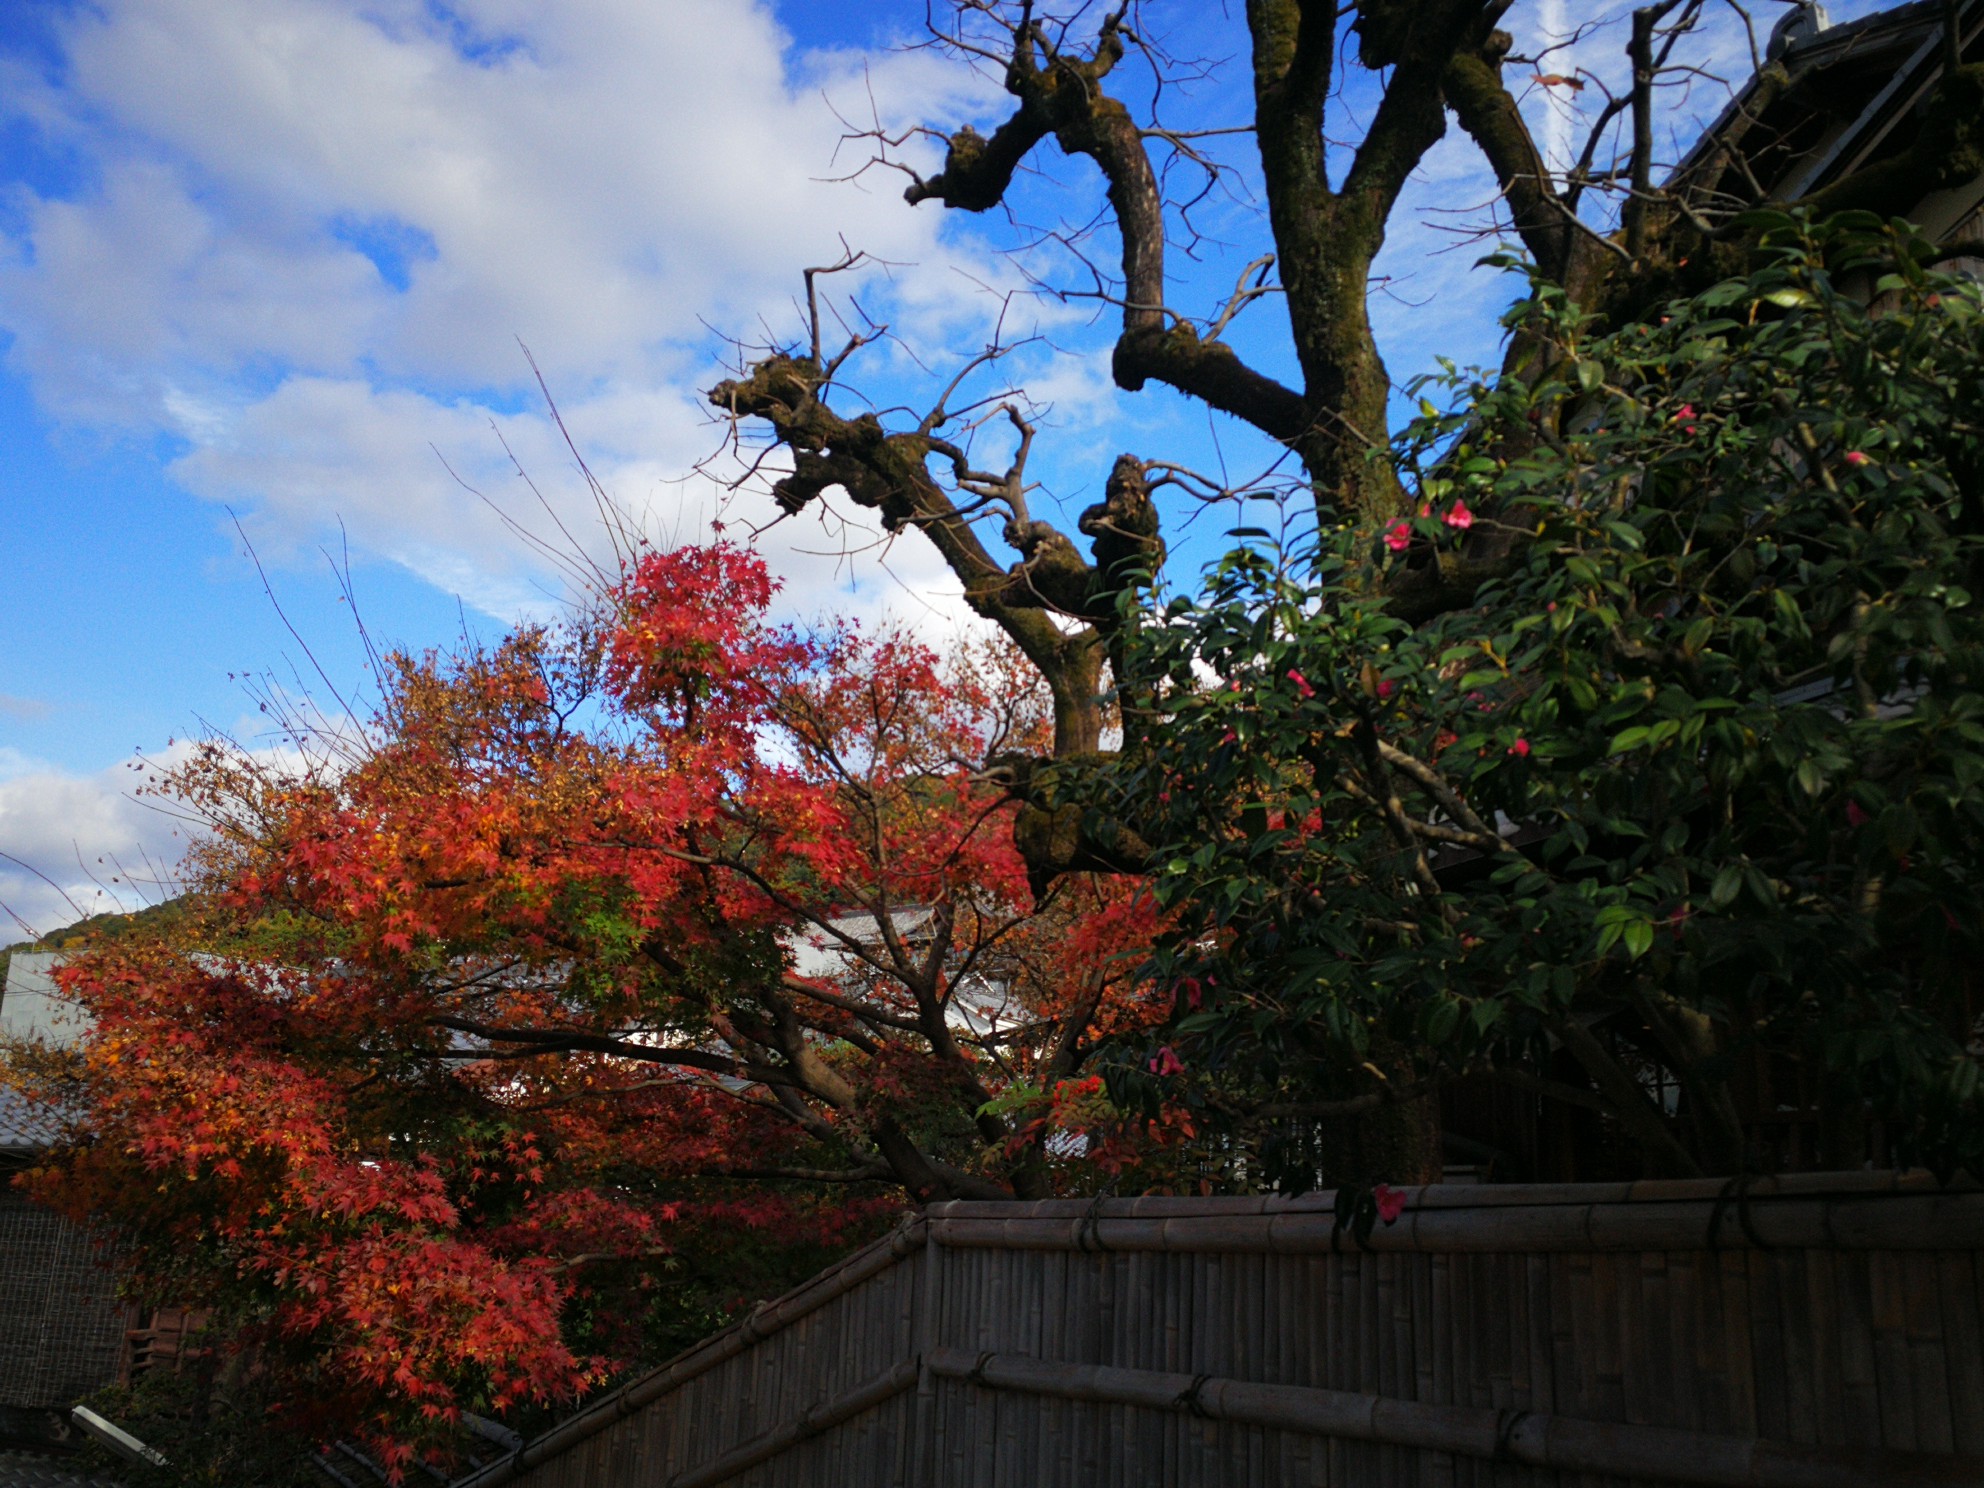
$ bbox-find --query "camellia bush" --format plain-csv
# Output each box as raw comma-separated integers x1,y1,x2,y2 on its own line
1111,214,1984,1189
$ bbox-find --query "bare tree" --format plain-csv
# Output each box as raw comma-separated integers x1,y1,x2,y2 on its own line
706,0,1960,879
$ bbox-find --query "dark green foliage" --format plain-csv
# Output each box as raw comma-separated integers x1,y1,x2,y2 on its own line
1113,215,1984,1186
71,1353,325,1488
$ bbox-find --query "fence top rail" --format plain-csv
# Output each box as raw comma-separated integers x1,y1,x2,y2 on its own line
923,1168,1968,1222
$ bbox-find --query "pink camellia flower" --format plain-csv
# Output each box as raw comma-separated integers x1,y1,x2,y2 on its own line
1444,499,1475,531
1373,1184,1408,1224
1843,450,1869,467
1219,730,1237,745
1149,1046,1184,1077
1178,977,1203,1010
1376,678,1397,700
1383,519,1412,553
1508,737,1532,757
1287,668,1316,699
1846,800,1869,827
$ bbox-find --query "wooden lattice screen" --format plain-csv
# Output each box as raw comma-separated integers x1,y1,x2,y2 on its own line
455,1173,1984,1488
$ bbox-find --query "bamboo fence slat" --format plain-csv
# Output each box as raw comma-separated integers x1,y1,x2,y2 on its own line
1939,1251,1984,1455
1902,1247,1954,1454
1757,1251,1801,1445
1838,1249,1887,1447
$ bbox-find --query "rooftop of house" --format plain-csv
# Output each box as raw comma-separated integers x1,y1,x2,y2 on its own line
0,953,86,1159
1,955,89,1052
0,1451,119,1488
0,1089,63,1159
1675,0,1984,241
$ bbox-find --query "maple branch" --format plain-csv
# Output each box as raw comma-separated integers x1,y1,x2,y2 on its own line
693,1163,894,1184
427,1016,795,1087
778,974,924,1034
549,1246,675,1275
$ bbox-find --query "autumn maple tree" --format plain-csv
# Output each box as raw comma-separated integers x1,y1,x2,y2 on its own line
20,541,1167,1460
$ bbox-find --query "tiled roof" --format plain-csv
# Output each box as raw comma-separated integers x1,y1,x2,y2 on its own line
0,1087,66,1153
0,1451,119,1488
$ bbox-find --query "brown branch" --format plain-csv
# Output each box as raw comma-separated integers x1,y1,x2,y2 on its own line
1373,740,1509,849
692,1163,894,1184
1443,19,1592,288
1548,1013,1705,1177
427,1015,791,1086
1246,1076,1442,1121
779,974,924,1034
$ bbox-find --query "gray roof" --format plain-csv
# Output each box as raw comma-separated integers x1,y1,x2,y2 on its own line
1673,0,1979,198
2,954,82,1154
0,1451,119,1488
0,1086,66,1154
2,955,92,1050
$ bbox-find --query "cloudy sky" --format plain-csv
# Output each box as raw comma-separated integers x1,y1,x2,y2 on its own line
0,0,1884,935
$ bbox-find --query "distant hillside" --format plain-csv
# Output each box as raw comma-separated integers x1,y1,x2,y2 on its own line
0,897,192,989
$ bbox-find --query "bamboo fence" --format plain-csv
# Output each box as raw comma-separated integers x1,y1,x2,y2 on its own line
457,1172,1984,1487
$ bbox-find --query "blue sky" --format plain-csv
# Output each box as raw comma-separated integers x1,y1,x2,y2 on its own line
0,0,1887,933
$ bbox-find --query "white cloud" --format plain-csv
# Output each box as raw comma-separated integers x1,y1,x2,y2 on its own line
1,0,1914,652
0,747,50,783
0,0,1015,627
0,750,196,940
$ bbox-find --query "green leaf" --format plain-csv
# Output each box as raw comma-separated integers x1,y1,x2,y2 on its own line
1710,864,1743,909
1622,919,1654,960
